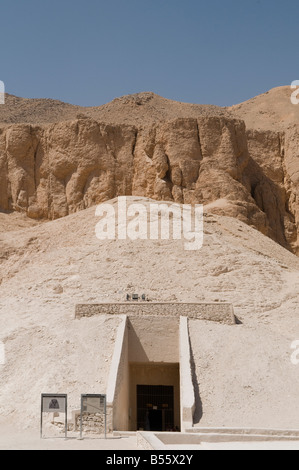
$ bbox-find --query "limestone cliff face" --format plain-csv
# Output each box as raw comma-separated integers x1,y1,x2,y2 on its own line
0,120,137,219
1,115,299,253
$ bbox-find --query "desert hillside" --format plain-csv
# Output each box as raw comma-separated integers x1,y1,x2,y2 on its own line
0,92,231,126
0,197,299,430
230,85,299,132
1,87,299,255
2,86,297,130
1,88,299,434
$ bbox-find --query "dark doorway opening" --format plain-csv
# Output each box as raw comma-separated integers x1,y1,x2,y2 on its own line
137,385,175,431
148,410,162,431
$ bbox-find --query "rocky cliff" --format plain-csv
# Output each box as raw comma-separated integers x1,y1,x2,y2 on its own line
1,88,299,253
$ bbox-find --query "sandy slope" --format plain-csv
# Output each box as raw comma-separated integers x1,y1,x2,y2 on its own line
230,85,299,131
0,212,40,233
2,86,298,132
0,197,299,434
0,92,231,127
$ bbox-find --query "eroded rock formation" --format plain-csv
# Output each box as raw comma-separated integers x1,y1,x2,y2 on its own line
1,90,299,254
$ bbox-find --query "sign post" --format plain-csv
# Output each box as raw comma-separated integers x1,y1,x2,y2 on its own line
40,394,68,439
80,394,107,439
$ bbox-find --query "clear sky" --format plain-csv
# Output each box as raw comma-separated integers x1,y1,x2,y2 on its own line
1,0,298,107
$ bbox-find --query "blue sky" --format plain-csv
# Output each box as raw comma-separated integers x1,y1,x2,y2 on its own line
0,0,298,106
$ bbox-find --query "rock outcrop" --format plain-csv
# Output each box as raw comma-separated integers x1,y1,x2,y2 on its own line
1,89,299,254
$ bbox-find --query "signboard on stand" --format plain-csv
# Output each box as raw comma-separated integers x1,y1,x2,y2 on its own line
40,394,67,439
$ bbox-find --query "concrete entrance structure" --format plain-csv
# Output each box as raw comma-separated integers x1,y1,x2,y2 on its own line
75,302,236,433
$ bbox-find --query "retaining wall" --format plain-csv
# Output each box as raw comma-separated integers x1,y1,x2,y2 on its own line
75,302,235,325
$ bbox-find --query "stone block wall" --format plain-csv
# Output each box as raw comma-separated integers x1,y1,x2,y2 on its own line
75,302,236,325
76,413,107,434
